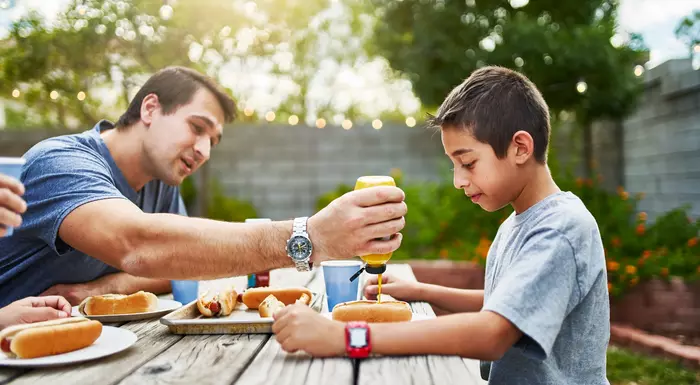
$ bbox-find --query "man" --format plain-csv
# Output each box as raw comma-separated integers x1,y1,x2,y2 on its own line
0,173,72,328
0,66,406,306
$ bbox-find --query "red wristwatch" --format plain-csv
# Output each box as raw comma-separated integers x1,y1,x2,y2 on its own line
345,321,371,358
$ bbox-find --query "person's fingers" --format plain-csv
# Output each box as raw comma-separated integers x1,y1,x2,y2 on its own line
0,188,27,214
349,186,405,207
32,296,72,314
358,202,407,225
0,207,22,228
358,233,403,256
21,307,69,324
0,174,25,196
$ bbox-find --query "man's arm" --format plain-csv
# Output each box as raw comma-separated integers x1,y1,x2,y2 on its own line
58,186,406,280
41,273,172,305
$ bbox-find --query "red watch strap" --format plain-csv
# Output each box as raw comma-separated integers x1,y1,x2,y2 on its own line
345,321,371,358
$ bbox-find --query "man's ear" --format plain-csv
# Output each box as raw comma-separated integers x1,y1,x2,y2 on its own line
511,130,535,165
140,93,160,126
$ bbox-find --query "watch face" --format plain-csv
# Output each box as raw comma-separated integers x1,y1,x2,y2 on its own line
349,328,368,348
287,235,312,261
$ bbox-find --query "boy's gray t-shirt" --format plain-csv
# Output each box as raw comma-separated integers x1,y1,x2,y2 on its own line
482,191,610,385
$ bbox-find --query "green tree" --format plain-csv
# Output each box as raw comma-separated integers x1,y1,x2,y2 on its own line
0,0,332,127
675,10,700,55
365,0,648,177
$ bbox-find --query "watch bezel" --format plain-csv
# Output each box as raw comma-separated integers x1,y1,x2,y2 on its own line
286,234,313,262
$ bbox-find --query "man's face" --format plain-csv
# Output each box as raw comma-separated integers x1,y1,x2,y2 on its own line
142,88,225,186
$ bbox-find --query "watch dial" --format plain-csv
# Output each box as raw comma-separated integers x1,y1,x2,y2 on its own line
287,235,312,261
349,328,368,348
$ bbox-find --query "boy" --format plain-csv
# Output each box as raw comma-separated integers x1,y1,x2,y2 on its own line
271,66,610,385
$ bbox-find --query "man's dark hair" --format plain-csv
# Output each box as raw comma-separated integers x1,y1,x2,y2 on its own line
116,66,236,129
428,66,550,163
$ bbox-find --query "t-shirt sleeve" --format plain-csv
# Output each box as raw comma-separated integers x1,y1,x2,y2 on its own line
482,227,581,360
20,145,126,255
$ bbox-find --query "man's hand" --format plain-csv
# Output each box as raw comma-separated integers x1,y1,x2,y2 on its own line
40,283,94,306
0,173,27,236
0,296,72,330
308,186,407,262
272,304,346,357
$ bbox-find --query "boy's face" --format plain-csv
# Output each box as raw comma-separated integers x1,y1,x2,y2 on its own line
441,127,520,212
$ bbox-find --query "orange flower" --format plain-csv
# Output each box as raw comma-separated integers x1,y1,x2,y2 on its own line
616,186,625,195
475,237,492,258
642,250,652,259
697,266,700,274
611,237,621,248
453,240,463,248
636,223,645,235
621,191,629,200
439,249,449,259
625,265,637,275
660,267,669,277
585,179,593,187
576,177,583,187
638,212,648,221
630,277,639,286
636,192,646,200
607,282,613,291
688,237,698,247
607,261,620,271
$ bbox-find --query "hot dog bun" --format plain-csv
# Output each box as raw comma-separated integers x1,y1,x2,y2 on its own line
331,300,413,323
78,291,158,316
0,317,102,359
258,294,286,318
241,287,312,309
197,287,237,317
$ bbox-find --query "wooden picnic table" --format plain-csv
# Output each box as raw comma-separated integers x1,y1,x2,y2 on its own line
0,264,486,385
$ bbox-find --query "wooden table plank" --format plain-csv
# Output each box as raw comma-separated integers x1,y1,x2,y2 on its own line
115,268,312,385
118,334,269,385
7,319,182,385
357,264,487,385
234,266,354,385
0,368,26,385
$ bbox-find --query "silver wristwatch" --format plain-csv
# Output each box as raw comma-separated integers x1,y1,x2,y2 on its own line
286,217,313,272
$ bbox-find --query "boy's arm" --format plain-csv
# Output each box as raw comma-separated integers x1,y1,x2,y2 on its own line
418,284,484,313
371,311,521,360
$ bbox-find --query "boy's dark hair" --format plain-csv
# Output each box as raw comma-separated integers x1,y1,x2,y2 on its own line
116,66,237,129
428,66,550,163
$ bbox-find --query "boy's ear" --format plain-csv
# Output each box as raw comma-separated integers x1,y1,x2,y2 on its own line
511,130,534,165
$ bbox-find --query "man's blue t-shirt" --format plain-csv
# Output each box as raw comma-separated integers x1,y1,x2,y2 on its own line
0,120,187,306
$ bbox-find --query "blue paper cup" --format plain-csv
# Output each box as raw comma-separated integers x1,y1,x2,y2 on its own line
322,260,363,311
170,280,199,304
0,157,26,237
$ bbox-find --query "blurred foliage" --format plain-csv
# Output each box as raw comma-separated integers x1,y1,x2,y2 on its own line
181,176,258,222
365,0,649,125
0,0,391,127
606,346,700,385
675,10,700,54
316,157,700,298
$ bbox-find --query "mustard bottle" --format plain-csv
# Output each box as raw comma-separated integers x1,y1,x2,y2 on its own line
354,176,397,302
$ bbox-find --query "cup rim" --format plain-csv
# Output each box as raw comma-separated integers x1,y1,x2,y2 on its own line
321,260,363,267
0,157,25,165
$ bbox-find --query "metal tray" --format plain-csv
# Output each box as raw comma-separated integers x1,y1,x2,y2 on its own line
160,291,325,334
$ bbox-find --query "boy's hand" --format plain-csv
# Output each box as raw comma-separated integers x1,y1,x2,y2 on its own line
363,274,422,302
0,296,72,330
272,304,346,357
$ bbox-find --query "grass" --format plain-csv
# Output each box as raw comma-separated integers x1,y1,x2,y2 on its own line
607,346,700,385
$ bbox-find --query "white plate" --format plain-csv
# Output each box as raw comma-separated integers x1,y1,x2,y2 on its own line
71,299,182,322
321,312,434,322
0,326,137,367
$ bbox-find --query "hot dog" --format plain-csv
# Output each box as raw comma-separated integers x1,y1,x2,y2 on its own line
0,317,102,359
197,287,237,317
331,300,413,323
241,287,312,309
79,291,158,316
